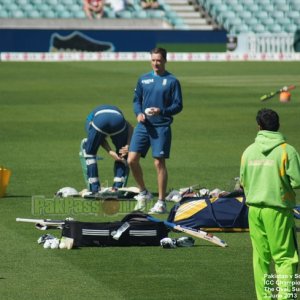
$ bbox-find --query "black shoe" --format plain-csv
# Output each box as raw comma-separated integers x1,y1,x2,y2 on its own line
50,31,114,52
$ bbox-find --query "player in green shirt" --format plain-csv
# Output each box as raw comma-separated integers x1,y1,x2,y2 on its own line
240,108,300,300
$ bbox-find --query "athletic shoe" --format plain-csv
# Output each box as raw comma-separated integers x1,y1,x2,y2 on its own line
134,190,153,201
134,198,147,211
134,190,153,211
149,201,167,214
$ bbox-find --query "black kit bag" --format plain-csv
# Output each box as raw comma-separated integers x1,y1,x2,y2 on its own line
61,212,169,247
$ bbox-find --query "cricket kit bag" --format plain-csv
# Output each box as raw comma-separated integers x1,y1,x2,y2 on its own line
167,191,249,231
61,212,169,247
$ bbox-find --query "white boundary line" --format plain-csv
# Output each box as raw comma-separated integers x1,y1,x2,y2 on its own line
1,52,300,62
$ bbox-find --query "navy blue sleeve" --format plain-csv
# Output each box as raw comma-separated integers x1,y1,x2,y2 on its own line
161,79,183,117
133,79,143,116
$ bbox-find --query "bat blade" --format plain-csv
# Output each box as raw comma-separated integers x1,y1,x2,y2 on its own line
147,216,227,248
173,224,228,248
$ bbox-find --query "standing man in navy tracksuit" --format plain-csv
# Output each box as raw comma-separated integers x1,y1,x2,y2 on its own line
128,48,183,214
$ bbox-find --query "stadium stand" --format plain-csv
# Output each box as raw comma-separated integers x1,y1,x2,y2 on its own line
0,0,218,30
0,0,298,31
196,0,300,34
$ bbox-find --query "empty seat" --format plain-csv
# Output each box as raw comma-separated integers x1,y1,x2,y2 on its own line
274,3,290,13
238,10,252,21
54,4,67,13
262,17,274,26
258,0,271,5
290,2,300,10
278,18,292,26
31,0,44,5
104,7,116,18
69,4,82,12
1,0,11,4
246,18,259,27
4,3,19,11
0,10,9,18
61,0,75,5
206,0,222,11
47,0,59,5
217,10,235,24
11,9,26,18
271,11,284,19
236,23,250,34
252,23,266,33
211,3,227,16
224,0,238,5
38,3,51,12
16,0,29,5
283,23,298,33
246,3,260,13
26,10,41,18
133,10,147,18
267,23,282,33
147,9,165,18
57,10,72,18
273,0,287,5
226,17,243,32
256,11,269,20
73,10,86,18
263,4,274,13
116,10,132,18
23,3,34,11
43,10,57,18
231,4,243,13
286,11,300,21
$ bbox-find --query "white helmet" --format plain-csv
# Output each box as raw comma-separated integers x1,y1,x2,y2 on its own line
55,187,79,198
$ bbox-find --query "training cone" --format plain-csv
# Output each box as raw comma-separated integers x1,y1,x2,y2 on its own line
279,91,291,103
0,167,12,197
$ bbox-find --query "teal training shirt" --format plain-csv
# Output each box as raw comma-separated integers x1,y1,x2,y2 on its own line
133,71,183,126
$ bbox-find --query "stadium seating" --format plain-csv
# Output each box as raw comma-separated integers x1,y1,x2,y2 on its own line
197,0,300,34
0,0,170,23
1,0,300,34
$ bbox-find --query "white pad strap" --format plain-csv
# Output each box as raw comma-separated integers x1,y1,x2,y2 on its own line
88,177,99,184
113,176,126,183
86,159,97,166
91,122,127,137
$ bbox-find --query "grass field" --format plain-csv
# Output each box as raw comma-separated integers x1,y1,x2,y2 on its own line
1,60,300,300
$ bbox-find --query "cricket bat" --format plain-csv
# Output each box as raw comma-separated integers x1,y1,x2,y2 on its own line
260,85,295,102
16,218,67,230
147,216,228,248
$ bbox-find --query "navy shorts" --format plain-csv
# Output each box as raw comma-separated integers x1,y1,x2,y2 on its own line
129,122,171,158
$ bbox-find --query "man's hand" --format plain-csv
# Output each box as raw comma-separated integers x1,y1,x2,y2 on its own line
119,145,129,158
137,113,146,123
108,150,126,164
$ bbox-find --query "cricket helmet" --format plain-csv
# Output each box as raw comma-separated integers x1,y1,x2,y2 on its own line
55,187,79,198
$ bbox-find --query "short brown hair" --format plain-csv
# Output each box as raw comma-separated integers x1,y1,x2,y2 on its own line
150,47,167,61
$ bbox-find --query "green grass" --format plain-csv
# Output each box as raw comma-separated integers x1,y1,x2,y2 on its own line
1,61,300,299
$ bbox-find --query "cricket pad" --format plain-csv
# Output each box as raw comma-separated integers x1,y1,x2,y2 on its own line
61,212,169,247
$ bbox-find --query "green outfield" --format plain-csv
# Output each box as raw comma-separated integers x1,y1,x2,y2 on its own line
1,61,300,300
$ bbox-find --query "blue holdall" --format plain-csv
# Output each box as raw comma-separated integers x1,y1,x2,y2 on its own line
167,191,249,231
